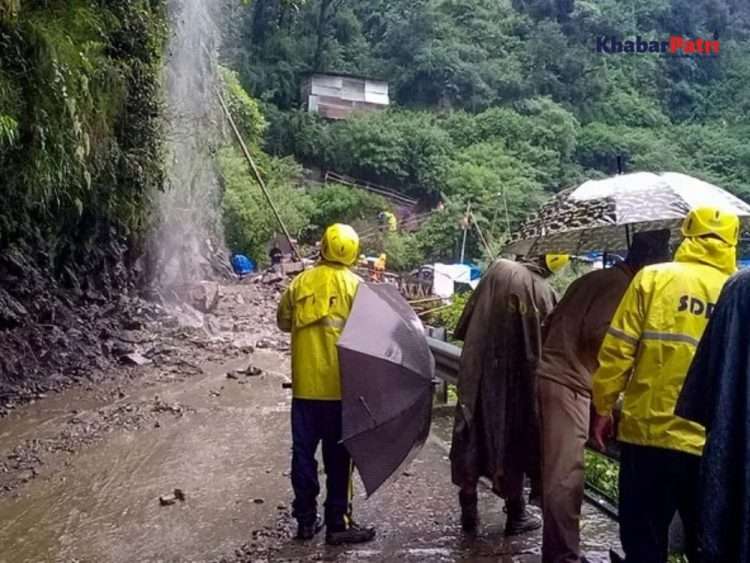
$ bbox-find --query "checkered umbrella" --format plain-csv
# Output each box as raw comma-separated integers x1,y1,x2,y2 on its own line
505,172,750,256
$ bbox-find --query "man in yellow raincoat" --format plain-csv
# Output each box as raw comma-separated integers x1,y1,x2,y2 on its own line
371,253,387,282
591,207,740,563
277,224,376,546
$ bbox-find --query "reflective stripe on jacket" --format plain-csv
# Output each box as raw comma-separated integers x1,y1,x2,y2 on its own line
592,236,736,455
277,262,360,400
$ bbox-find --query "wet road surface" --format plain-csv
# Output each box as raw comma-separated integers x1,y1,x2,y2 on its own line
0,284,619,562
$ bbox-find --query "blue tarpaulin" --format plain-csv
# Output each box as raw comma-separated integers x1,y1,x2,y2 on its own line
231,254,255,276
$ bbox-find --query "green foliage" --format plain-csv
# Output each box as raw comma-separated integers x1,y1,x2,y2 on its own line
430,291,472,335
223,0,750,266
308,183,387,234
0,0,167,251
415,207,464,263
0,113,17,145
584,449,619,501
219,146,314,262
378,232,425,271
549,261,593,295
220,65,267,142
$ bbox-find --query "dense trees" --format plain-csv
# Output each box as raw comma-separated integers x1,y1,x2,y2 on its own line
1,0,166,269
218,0,750,266
230,0,750,118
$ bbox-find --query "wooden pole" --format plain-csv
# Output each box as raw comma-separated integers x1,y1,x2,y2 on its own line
418,304,453,317
408,297,445,305
460,202,471,264
215,89,302,262
469,211,494,258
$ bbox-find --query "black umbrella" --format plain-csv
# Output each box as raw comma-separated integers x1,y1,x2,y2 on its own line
337,283,435,497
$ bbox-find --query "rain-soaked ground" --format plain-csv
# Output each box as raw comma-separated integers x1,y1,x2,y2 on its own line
0,282,619,563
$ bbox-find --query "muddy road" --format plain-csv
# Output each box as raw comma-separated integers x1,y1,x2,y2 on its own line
0,282,618,562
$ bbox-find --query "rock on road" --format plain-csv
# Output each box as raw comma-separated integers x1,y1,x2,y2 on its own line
0,282,618,563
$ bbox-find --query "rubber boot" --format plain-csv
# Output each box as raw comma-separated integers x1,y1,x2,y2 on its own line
504,497,541,536
459,490,479,534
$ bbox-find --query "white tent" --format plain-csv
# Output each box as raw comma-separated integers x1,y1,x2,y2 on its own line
432,264,479,298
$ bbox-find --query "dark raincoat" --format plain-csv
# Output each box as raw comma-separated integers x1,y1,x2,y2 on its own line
450,259,557,496
676,269,750,563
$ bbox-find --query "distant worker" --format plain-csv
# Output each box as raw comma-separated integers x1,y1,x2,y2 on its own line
378,211,398,233
536,231,671,563
386,211,397,232
371,253,387,282
592,208,739,563
277,224,376,546
269,245,283,271
451,254,569,537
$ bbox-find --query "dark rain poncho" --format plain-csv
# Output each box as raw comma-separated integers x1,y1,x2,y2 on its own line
450,259,557,496
676,269,750,563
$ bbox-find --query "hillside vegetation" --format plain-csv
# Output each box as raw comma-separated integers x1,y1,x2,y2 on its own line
220,0,750,265
0,1,167,397
1,0,166,303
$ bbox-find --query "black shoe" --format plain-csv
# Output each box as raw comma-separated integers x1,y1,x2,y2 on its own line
503,507,542,536
325,523,376,545
459,491,479,534
609,549,625,563
296,516,323,540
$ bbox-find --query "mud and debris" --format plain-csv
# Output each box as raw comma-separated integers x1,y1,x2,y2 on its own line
0,280,620,563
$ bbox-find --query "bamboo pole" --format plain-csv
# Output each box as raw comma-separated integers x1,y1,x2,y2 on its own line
460,202,471,264
408,297,444,305
215,89,301,261
417,304,453,317
469,212,494,258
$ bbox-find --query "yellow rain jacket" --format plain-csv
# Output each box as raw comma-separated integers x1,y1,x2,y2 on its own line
277,262,360,400
592,236,736,455
386,212,398,232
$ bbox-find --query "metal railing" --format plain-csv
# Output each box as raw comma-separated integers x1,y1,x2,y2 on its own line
324,171,418,206
424,333,620,518
424,333,691,551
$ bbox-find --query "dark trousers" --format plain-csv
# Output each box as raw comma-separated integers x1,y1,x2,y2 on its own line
619,443,700,563
291,399,351,531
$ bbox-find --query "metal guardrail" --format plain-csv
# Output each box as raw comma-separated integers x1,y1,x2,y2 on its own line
426,333,620,460
426,336,460,386
424,333,621,518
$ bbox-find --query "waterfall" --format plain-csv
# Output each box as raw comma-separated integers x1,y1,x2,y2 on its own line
151,0,228,291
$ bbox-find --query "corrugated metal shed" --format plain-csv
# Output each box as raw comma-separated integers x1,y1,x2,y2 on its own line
302,73,389,120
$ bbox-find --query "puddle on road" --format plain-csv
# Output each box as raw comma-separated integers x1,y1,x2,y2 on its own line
0,351,293,563
0,361,618,563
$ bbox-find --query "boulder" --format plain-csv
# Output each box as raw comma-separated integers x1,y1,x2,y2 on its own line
191,281,221,313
